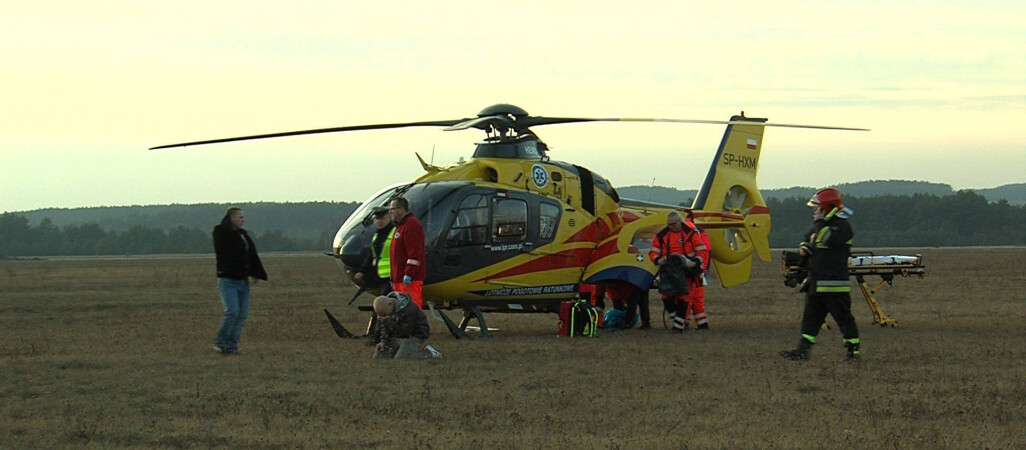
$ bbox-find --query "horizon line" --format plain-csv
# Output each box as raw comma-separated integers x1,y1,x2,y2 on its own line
6,181,1023,214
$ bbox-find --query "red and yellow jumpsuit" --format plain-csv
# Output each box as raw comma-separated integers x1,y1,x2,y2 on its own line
648,224,709,331
685,222,712,328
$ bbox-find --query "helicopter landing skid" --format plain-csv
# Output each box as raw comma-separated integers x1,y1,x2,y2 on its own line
357,299,567,339
323,309,360,339
457,304,491,339
426,303,471,340
354,303,473,340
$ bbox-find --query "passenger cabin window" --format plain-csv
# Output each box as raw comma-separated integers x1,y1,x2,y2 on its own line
539,202,560,240
492,198,528,242
445,195,489,247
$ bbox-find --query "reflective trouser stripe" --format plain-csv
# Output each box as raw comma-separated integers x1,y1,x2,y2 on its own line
845,338,860,344
802,334,816,343
673,316,686,330
816,286,851,293
816,280,850,293
694,312,707,325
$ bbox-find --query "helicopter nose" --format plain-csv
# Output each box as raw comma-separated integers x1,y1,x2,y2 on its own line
336,227,369,269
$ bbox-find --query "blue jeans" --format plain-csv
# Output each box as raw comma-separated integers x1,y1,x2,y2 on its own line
215,278,250,352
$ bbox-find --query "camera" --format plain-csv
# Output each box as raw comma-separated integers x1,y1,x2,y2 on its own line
781,250,808,288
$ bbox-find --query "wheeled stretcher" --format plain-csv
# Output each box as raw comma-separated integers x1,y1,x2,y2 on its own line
781,251,927,327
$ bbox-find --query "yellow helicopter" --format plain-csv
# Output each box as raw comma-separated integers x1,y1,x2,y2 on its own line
152,104,865,337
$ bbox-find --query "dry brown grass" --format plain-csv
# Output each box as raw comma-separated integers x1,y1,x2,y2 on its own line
1,248,1024,449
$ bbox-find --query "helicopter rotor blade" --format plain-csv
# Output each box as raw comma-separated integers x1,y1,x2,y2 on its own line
472,116,870,132
149,119,469,150
150,103,869,150
749,121,869,131
531,117,870,132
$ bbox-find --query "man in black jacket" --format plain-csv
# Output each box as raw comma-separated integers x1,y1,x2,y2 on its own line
372,293,439,359
353,206,394,294
780,188,860,361
213,207,267,355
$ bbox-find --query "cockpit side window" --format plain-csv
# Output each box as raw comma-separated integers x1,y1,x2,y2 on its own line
445,194,489,247
492,197,528,242
539,202,560,241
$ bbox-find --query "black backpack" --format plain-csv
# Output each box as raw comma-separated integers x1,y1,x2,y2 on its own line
569,300,599,337
657,258,690,297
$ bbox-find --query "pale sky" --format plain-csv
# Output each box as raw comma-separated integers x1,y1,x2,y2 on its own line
2,1,1024,212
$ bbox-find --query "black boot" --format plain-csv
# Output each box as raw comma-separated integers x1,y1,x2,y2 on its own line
845,341,861,361
779,338,813,361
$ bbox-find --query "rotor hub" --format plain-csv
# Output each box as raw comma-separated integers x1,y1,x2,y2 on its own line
478,104,529,118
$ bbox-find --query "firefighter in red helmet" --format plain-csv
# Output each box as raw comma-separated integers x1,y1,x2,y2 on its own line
808,187,843,210
780,188,861,361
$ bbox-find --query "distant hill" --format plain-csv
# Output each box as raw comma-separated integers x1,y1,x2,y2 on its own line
17,202,359,244
6,180,1022,244
975,183,1026,205
617,181,1024,206
3,181,1023,256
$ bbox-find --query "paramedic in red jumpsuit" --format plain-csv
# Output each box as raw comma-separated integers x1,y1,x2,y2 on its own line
649,211,709,333
388,196,425,308
684,214,712,329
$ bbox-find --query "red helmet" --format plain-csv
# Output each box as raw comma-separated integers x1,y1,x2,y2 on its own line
807,188,843,211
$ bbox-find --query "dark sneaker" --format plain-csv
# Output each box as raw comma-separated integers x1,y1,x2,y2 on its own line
779,349,810,361
696,323,709,330
638,324,651,330
672,328,684,334
212,344,228,354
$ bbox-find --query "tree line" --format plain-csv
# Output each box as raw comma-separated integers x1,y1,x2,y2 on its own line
1,191,1023,257
618,180,1026,206
766,191,1025,248
0,215,325,257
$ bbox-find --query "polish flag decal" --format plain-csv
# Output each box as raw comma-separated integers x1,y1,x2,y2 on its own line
746,138,758,150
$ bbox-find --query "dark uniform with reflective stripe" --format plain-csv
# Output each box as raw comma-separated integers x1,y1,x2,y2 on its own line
796,207,860,351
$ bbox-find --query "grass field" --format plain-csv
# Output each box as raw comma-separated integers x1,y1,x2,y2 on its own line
2,248,1024,448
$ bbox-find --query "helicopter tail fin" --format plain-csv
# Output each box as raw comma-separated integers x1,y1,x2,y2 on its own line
691,115,772,287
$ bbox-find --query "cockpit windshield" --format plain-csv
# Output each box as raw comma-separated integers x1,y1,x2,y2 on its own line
334,181,473,253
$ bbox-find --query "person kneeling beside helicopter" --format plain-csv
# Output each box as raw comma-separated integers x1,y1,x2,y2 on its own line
372,293,441,360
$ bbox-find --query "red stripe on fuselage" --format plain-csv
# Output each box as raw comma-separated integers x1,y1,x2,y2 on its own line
605,211,623,229
590,239,620,262
473,247,594,282
562,219,610,244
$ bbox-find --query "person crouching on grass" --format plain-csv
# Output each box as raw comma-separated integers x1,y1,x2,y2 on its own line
212,207,267,356
372,293,441,360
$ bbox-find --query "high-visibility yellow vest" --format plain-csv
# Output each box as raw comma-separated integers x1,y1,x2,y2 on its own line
375,231,393,279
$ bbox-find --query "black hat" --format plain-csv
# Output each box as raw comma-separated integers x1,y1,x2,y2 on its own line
371,206,390,218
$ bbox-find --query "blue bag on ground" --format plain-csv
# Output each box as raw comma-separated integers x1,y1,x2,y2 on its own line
603,309,638,329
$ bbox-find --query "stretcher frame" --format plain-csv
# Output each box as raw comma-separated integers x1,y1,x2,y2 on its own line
782,251,927,328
